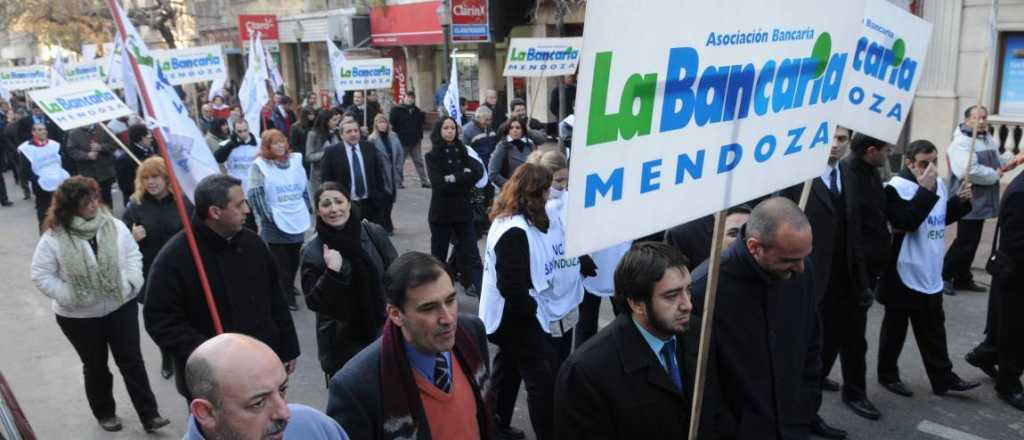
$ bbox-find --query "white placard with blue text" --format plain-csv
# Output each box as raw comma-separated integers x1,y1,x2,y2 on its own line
503,38,583,77
0,65,50,91
153,45,228,86
333,58,394,92
565,0,865,256
28,81,134,131
837,0,931,144
63,59,108,85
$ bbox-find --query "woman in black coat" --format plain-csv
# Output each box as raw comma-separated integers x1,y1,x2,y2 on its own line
424,116,485,292
122,156,193,379
301,181,397,382
115,124,156,208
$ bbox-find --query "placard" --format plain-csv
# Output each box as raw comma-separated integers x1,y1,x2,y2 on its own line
503,38,583,77
28,81,133,131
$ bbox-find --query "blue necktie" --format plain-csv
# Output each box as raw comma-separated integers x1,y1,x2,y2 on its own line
351,145,367,199
829,167,840,200
433,353,451,393
661,340,683,392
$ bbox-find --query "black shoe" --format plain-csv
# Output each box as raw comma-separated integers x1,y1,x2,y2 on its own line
953,280,987,293
998,391,1024,411
288,302,299,311
421,182,432,189
0,200,11,207
935,378,981,395
965,350,999,379
822,378,840,392
142,416,170,433
942,280,956,296
496,425,526,440
98,416,123,432
843,398,881,420
880,380,914,397
22,192,30,200
811,418,848,439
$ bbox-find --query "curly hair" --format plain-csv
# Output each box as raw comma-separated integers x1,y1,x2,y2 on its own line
43,176,101,231
489,162,552,231
130,156,171,204
258,129,291,160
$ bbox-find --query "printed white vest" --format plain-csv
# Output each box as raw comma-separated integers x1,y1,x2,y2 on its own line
18,140,69,192
225,144,258,193
888,176,947,294
254,153,310,234
479,215,556,335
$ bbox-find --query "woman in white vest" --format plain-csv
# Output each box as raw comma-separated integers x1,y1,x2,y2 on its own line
18,122,70,231
478,162,557,440
30,176,169,433
248,129,312,311
876,139,980,397
526,150,594,370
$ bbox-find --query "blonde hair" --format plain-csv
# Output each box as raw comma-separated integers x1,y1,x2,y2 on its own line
131,156,171,204
526,150,568,174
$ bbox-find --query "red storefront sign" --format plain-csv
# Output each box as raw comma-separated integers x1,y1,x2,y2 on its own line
238,14,279,45
451,0,490,43
370,2,444,46
381,48,409,102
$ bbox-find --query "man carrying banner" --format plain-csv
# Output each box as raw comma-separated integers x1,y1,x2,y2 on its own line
66,123,118,207
876,140,980,398
691,197,819,439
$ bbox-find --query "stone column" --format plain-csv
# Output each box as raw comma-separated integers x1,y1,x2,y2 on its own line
411,46,437,111
477,44,498,102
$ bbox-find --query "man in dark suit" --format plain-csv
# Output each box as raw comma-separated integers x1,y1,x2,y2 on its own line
320,119,386,225
555,242,715,439
665,206,751,272
991,167,1024,411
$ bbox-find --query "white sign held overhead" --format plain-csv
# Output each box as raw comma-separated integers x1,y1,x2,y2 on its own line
837,0,932,144
153,45,228,86
0,66,49,91
333,57,395,92
565,0,865,256
28,81,134,131
503,37,583,77
63,59,108,84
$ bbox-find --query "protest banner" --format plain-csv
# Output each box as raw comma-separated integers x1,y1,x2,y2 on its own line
27,81,133,131
332,56,394,92
838,0,932,144
566,0,865,256
239,32,270,140
62,59,107,84
153,45,228,86
0,65,50,91
503,37,583,77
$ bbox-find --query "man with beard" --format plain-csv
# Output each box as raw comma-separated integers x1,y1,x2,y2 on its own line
555,242,715,439
184,333,348,439
691,197,819,439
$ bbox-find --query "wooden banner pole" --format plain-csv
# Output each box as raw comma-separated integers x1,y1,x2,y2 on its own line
687,209,727,440
99,121,141,165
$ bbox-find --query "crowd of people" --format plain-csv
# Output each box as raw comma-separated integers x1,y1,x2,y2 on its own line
4,75,1024,440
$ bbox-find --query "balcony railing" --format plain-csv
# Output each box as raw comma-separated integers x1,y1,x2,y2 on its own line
987,114,1024,156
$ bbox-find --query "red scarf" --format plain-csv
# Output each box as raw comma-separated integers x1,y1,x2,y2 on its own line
31,137,47,147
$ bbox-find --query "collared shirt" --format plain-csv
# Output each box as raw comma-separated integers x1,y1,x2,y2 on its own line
822,163,842,194
404,339,452,383
184,404,350,440
344,142,368,200
632,317,677,373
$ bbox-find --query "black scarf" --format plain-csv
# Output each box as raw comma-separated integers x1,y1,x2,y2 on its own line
314,204,386,341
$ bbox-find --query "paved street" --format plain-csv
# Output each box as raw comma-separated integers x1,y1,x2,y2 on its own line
1,164,1022,439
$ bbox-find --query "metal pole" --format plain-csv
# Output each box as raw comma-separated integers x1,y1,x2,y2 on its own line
295,39,304,100
556,0,567,148
442,0,452,100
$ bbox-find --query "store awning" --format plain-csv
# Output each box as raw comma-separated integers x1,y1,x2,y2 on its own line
370,1,444,46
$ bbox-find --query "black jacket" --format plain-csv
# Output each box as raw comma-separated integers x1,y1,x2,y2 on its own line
998,172,1024,285
877,168,972,309
555,313,717,439
114,142,157,198
549,84,577,119
794,163,858,302
66,126,117,182
213,132,258,163
843,155,891,292
424,142,484,223
691,236,821,440
320,140,386,204
389,104,426,146
122,193,194,290
143,219,300,366
301,222,397,376
664,214,715,272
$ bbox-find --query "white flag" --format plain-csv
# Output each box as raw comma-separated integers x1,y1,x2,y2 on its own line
326,39,347,106
110,0,218,201
50,49,68,87
107,34,139,114
239,31,270,140
208,75,227,101
0,83,11,101
264,44,284,94
442,51,461,123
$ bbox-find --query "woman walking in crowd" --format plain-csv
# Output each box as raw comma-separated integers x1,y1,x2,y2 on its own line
29,176,170,433
19,122,70,231
300,181,396,381
479,163,558,440
248,129,312,311
488,116,536,189
291,107,318,175
424,116,485,294
115,124,157,208
122,157,193,380
367,113,403,234
307,109,342,196
204,118,230,156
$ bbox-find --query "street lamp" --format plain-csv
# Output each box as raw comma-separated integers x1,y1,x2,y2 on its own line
294,21,305,101
436,1,451,79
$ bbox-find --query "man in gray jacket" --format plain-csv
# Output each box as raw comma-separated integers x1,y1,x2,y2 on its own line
66,123,117,206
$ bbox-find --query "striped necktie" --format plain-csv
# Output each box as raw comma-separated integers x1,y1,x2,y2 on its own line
433,353,451,393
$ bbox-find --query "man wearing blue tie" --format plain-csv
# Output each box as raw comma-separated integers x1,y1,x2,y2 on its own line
555,242,716,439
320,120,386,226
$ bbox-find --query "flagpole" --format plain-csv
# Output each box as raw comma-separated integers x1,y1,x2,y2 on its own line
107,0,224,335
99,122,142,165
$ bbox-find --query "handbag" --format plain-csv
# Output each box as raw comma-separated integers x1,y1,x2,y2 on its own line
985,216,1016,276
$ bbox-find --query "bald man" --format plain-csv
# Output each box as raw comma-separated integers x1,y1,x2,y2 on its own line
184,334,349,440
691,197,821,439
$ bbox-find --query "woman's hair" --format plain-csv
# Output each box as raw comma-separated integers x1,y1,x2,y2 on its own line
526,150,567,174
128,123,151,145
429,116,463,146
299,107,317,130
314,181,351,206
258,129,291,160
43,176,101,231
130,156,171,204
489,163,552,230
498,116,527,140
372,113,390,133
208,118,229,139
313,109,339,136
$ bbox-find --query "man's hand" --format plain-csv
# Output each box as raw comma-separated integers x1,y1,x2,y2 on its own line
89,142,101,152
131,224,147,242
87,151,98,160
285,359,296,374
957,179,973,202
918,162,937,191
